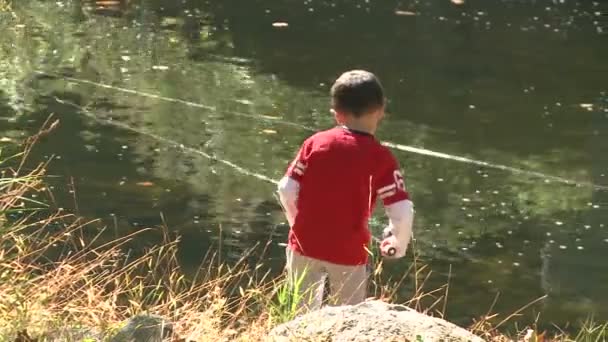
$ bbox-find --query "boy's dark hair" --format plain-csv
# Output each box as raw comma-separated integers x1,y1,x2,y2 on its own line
330,70,385,117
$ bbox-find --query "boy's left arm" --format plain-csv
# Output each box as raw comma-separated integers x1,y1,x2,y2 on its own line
277,176,299,226
277,140,310,226
374,153,414,258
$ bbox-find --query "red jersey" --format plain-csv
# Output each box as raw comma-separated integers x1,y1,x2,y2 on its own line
285,126,409,265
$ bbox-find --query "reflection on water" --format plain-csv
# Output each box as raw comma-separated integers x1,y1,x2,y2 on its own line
1,0,607,329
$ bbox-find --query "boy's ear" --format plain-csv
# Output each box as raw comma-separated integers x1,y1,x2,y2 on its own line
331,109,342,123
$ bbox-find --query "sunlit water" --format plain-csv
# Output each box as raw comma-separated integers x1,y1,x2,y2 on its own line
1,0,607,331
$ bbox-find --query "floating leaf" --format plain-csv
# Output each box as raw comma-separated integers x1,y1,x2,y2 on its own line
395,10,417,16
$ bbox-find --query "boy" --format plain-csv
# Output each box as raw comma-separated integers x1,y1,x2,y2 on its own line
277,70,414,310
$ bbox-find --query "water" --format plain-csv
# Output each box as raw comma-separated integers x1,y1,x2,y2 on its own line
1,0,607,330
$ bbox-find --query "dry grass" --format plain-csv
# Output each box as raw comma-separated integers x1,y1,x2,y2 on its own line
0,120,407,341
0,120,605,342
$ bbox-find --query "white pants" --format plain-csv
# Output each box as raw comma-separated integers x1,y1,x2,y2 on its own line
285,248,368,313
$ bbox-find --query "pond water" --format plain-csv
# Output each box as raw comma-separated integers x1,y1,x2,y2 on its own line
1,0,607,331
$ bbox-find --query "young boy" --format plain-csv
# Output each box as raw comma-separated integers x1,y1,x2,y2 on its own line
277,70,414,310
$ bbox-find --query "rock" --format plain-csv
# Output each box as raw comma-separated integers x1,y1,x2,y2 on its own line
109,314,174,342
268,300,485,342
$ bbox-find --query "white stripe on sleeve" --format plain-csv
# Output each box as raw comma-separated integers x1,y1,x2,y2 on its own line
377,183,396,195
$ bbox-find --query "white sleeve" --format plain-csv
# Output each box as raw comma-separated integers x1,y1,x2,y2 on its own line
277,176,300,227
385,199,414,253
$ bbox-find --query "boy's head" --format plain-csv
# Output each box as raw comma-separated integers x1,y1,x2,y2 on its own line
330,70,385,120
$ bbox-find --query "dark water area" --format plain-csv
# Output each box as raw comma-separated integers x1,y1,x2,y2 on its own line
1,0,607,331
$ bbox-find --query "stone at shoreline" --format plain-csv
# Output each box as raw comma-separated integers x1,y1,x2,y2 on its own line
109,314,174,342
268,300,485,342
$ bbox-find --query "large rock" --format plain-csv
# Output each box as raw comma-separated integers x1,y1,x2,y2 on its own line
268,300,485,342
109,314,174,342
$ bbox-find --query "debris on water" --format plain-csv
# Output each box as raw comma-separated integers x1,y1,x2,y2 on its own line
272,22,289,28
121,55,131,61
152,65,169,71
555,221,563,226
121,145,128,149
577,246,584,250
518,252,524,256
262,129,277,134
469,105,476,109
513,262,520,267
580,103,594,111
437,178,444,182
235,99,254,105
119,181,125,186
0,137,14,143
120,67,128,73
136,181,154,187
462,198,471,202
451,0,465,5
496,242,503,248
278,242,288,247
549,240,555,244
584,225,591,229
546,232,552,236
559,245,567,250
395,10,417,16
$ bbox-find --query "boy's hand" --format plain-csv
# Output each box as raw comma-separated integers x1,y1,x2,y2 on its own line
380,228,407,259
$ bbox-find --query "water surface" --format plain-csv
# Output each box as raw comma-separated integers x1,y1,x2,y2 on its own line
1,0,607,330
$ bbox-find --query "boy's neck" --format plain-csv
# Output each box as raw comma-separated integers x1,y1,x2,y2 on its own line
340,117,377,135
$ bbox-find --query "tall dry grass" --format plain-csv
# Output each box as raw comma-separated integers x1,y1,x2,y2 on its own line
1,119,604,341
0,119,428,341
